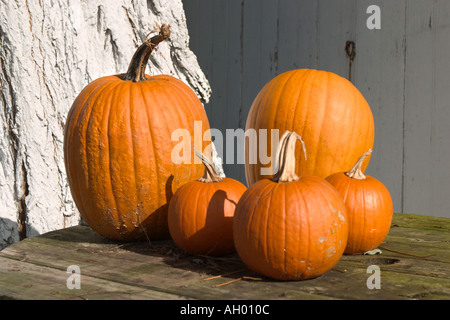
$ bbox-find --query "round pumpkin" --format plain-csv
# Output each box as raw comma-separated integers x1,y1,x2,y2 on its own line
326,149,393,255
234,131,348,280
64,24,211,241
168,152,247,256
245,69,375,186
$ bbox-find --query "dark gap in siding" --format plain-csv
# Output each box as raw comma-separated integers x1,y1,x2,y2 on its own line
401,0,408,214
238,0,244,129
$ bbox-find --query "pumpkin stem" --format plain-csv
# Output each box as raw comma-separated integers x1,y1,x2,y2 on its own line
272,131,307,183
195,150,223,183
345,149,373,180
123,23,171,82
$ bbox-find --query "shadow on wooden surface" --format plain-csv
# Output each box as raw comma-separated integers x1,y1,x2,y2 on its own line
0,213,449,300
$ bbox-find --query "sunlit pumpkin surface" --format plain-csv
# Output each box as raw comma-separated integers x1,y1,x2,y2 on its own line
64,74,210,241
245,69,375,186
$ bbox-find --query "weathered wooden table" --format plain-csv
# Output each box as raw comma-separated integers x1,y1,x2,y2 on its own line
0,213,449,301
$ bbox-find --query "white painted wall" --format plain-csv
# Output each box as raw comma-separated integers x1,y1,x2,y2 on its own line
184,0,450,218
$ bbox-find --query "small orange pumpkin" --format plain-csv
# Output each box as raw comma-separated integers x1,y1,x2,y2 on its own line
64,25,211,241
326,149,393,255
168,151,247,257
234,131,348,280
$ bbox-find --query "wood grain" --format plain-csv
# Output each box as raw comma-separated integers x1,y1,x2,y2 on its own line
1,213,448,300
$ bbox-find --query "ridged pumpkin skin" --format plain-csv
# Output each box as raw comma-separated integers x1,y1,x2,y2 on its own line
64,73,210,241
234,176,348,280
326,152,393,255
234,132,348,281
64,26,211,241
168,177,247,257
245,69,375,186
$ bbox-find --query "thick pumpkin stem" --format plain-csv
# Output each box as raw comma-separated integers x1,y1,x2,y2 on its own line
345,149,373,180
123,23,171,82
195,150,223,183
272,131,307,183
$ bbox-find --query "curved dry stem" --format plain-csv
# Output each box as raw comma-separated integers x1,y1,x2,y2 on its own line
123,23,171,82
345,149,373,180
195,150,222,183
272,131,307,183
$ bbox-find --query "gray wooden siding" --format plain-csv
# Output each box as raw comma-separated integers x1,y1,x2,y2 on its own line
184,0,450,218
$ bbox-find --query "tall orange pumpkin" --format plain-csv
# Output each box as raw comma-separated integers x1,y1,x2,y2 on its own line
245,69,375,186
234,131,348,280
64,25,211,241
326,149,393,254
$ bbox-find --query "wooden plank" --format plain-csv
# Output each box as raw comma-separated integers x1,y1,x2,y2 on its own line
1,214,449,300
183,0,200,57
429,1,450,218
0,256,186,300
403,1,434,216
241,0,263,105
185,0,247,183
353,0,406,214
183,0,214,79
259,0,279,81
0,228,324,300
223,0,245,182
295,1,319,69
208,0,228,128
277,0,301,73
315,0,356,77
223,0,279,183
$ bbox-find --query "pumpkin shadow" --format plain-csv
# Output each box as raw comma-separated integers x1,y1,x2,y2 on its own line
38,175,176,245
124,174,175,241
179,189,235,257
0,217,41,250
121,189,265,280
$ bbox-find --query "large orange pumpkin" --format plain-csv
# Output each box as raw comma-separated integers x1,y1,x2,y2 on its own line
64,25,211,241
168,152,247,257
326,149,393,255
234,131,348,280
245,69,375,186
